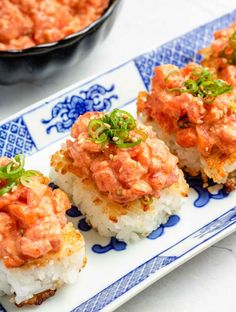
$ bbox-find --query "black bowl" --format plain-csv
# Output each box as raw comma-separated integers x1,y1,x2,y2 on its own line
0,0,121,85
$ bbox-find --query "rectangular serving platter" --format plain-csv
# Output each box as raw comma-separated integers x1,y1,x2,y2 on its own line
1,9,236,312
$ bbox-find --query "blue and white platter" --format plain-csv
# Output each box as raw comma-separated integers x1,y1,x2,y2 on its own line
1,9,236,312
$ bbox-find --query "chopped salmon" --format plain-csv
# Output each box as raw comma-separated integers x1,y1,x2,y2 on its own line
201,20,236,86
0,163,70,268
66,112,180,204
138,63,236,157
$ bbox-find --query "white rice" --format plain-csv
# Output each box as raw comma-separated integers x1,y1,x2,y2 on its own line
0,223,86,305
50,165,188,243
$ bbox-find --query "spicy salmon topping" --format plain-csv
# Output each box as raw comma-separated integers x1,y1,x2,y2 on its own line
0,0,109,51
137,63,236,157
66,110,180,204
201,21,236,85
0,155,70,268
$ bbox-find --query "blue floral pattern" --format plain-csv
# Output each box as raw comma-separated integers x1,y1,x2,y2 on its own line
66,205,83,218
186,175,229,208
147,215,180,240
41,84,118,134
0,303,7,312
72,207,236,312
0,117,36,158
92,237,127,254
78,218,92,232
0,304,6,312
194,207,236,238
91,215,180,253
48,182,59,190
72,256,177,312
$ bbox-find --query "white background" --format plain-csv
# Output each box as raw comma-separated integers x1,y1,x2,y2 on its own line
1,1,236,311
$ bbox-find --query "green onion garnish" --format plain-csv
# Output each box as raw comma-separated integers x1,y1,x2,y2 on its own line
167,67,233,102
0,154,39,196
140,195,153,206
88,119,109,144
0,181,17,196
230,30,236,45
231,104,236,113
164,70,179,83
88,109,146,148
220,30,236,65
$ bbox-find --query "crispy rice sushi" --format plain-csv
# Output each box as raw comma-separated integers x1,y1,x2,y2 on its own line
137,63,236,190
200,21,236,86
0,155,86,306
50,109,188,242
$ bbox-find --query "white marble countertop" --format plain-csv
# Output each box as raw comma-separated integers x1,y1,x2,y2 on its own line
1,0,236,311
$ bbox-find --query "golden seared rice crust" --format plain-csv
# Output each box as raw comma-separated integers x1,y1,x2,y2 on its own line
51,149,83,177
51,150,188,223
51,149,189,241
203,152,236,185
180,152,236,187
15,289,57,307
76,173,188,223
225,170,236,192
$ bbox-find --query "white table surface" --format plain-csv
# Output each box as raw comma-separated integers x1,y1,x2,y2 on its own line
1,1,236,311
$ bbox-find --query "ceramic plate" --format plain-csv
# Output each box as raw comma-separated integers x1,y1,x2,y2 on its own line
1,9,236,312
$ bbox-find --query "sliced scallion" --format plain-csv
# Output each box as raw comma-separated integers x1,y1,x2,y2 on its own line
0,155,39,196
220,30,236,65
140,195,153,206
167,67,233,102
87,109,146,148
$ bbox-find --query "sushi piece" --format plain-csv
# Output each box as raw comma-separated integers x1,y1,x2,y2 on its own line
137,62,236,190
0,155,86,306
200,21,236,86
50,109,188,242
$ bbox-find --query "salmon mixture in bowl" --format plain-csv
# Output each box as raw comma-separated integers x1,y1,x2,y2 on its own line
0,0,109,51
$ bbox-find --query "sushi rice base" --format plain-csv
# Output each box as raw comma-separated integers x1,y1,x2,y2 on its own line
50,151,189,243
0,223,86,305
